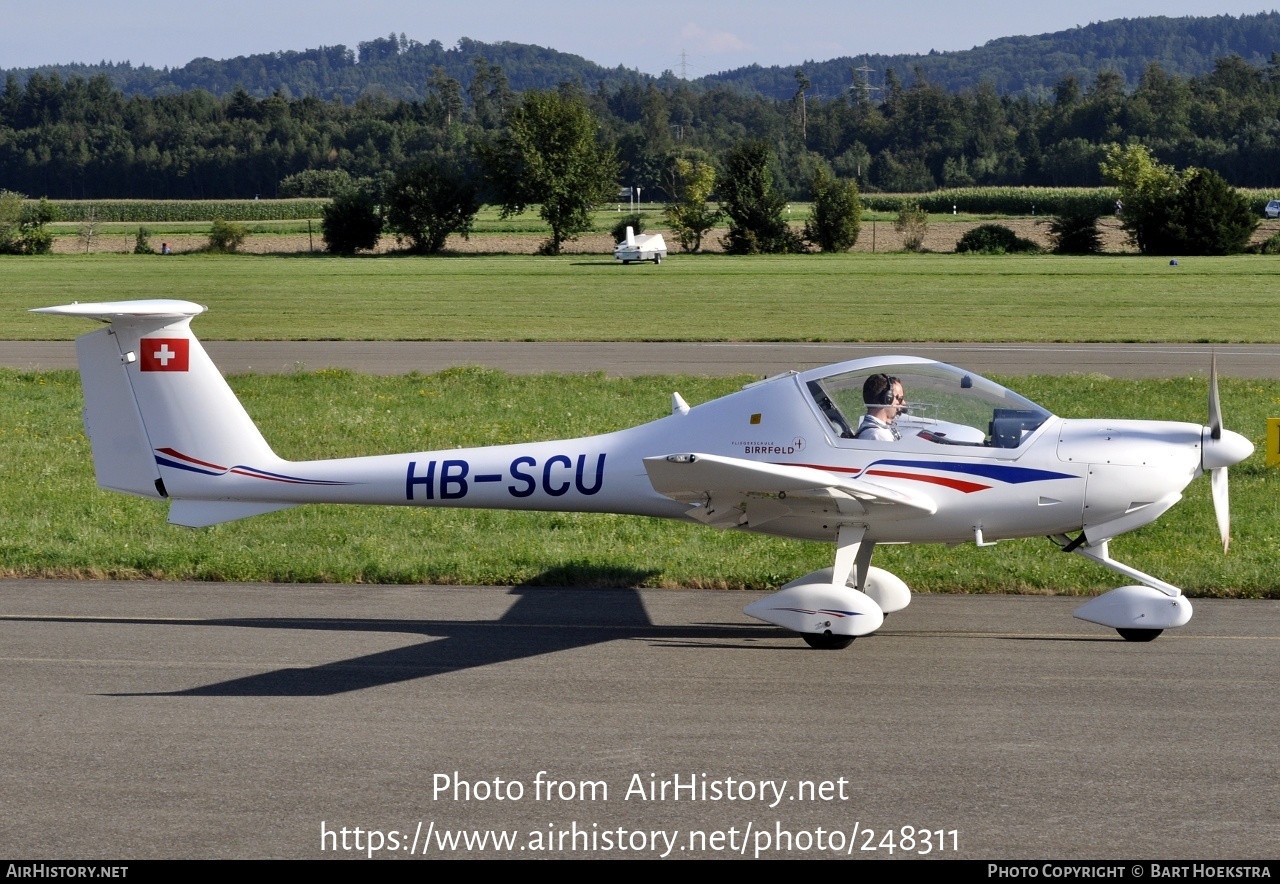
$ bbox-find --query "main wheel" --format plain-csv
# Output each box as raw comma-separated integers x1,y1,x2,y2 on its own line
1117,628,1162,642
802,631,855,650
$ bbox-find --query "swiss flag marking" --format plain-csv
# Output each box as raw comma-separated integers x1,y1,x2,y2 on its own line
140,337,190,372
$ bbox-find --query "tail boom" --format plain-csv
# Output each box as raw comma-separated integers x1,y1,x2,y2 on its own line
37,300,685,528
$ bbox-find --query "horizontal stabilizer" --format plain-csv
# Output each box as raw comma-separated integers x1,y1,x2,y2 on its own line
31,300,206,322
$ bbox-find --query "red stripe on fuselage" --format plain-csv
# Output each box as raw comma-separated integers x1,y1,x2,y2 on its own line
783,462,862,475
155,447,226,471
771,461,989,493
863,469,988,493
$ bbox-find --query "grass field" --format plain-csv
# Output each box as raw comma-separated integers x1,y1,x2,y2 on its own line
6,252,1280,342
2,367,1275,597
39,204,1116,241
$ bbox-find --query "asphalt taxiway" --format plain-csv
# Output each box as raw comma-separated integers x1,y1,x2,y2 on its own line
1,580,1276,859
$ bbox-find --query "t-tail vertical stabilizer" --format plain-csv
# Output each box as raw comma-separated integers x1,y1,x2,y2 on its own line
32,300,290,525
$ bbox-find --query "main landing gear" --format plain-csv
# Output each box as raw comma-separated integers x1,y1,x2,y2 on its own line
1116,628,1162,643
744,526,912,650
802,632,857,650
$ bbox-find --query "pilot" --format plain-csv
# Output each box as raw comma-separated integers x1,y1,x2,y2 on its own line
855,373,904,441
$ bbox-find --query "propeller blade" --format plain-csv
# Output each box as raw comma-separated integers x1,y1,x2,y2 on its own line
1211,466,1230,553
1203,353,1251,554
1208,352,1222,440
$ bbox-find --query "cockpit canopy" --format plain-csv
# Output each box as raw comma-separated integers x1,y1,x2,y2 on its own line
805,361,1053,449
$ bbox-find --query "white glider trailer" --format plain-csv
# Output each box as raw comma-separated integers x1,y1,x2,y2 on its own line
614,226,667,264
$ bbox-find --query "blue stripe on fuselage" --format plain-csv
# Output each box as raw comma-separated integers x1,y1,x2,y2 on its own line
869,460,1073,484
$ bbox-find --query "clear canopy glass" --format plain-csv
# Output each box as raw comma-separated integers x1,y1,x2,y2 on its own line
806,362,1052,449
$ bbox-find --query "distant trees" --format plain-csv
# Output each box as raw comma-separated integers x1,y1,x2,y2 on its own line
12,41,1280,208
894,203,928,252
207,218,248,253
803,164,861,252
1100,144,1184,254
1101,144,1256,255
426,67,465,128
321,190,383,254
469,58,515,130
1160,168,1257,256
384,158,480,254
609,212,646,244
279,169,356,198
663,156,720,253
10,14,1280,107
718,141,802,254
0,191,54,254
133,226,155,254
1047,212,1104,254
793,69,810,141
955,223,1040,254
479,89,619,255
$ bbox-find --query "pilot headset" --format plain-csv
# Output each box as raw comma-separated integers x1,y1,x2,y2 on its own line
876,374,900,406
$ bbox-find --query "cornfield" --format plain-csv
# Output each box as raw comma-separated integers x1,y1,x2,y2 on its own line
34,199,328,223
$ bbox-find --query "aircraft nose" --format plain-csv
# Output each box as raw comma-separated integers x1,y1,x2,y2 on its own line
1202,427,1254,471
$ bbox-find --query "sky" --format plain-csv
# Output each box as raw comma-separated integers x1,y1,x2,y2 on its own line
1,1,1274,77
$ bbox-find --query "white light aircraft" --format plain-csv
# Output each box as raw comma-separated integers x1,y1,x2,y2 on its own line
36,300,1255,648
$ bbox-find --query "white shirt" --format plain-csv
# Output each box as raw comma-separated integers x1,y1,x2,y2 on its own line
855,414,900,441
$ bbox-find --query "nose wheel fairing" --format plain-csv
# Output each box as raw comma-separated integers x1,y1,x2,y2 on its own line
1054,537,1194,640
1074,585,1193,635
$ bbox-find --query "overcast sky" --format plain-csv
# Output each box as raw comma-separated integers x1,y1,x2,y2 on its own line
2,1,1273,77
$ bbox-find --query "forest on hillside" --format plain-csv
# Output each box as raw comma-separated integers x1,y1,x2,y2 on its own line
8,13,1280,102
3,51,1280,201
707,13,1280,99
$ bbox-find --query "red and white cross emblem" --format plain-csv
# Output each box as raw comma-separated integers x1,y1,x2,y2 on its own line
140,338,190,372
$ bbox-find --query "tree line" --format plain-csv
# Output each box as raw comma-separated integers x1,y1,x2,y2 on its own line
12,14,1280,105
6,51,1280,206
711,13,1280,101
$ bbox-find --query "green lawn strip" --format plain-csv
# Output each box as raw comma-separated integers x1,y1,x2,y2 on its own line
49,220,320,237
45,207,1047,238
2,368,1273,597
5,253,1279,342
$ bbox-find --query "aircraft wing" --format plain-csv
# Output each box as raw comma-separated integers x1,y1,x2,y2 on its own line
643,452,936,529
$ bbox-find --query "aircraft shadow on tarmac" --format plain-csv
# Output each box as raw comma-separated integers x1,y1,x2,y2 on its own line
75,570,775,697
9,572,1133,697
